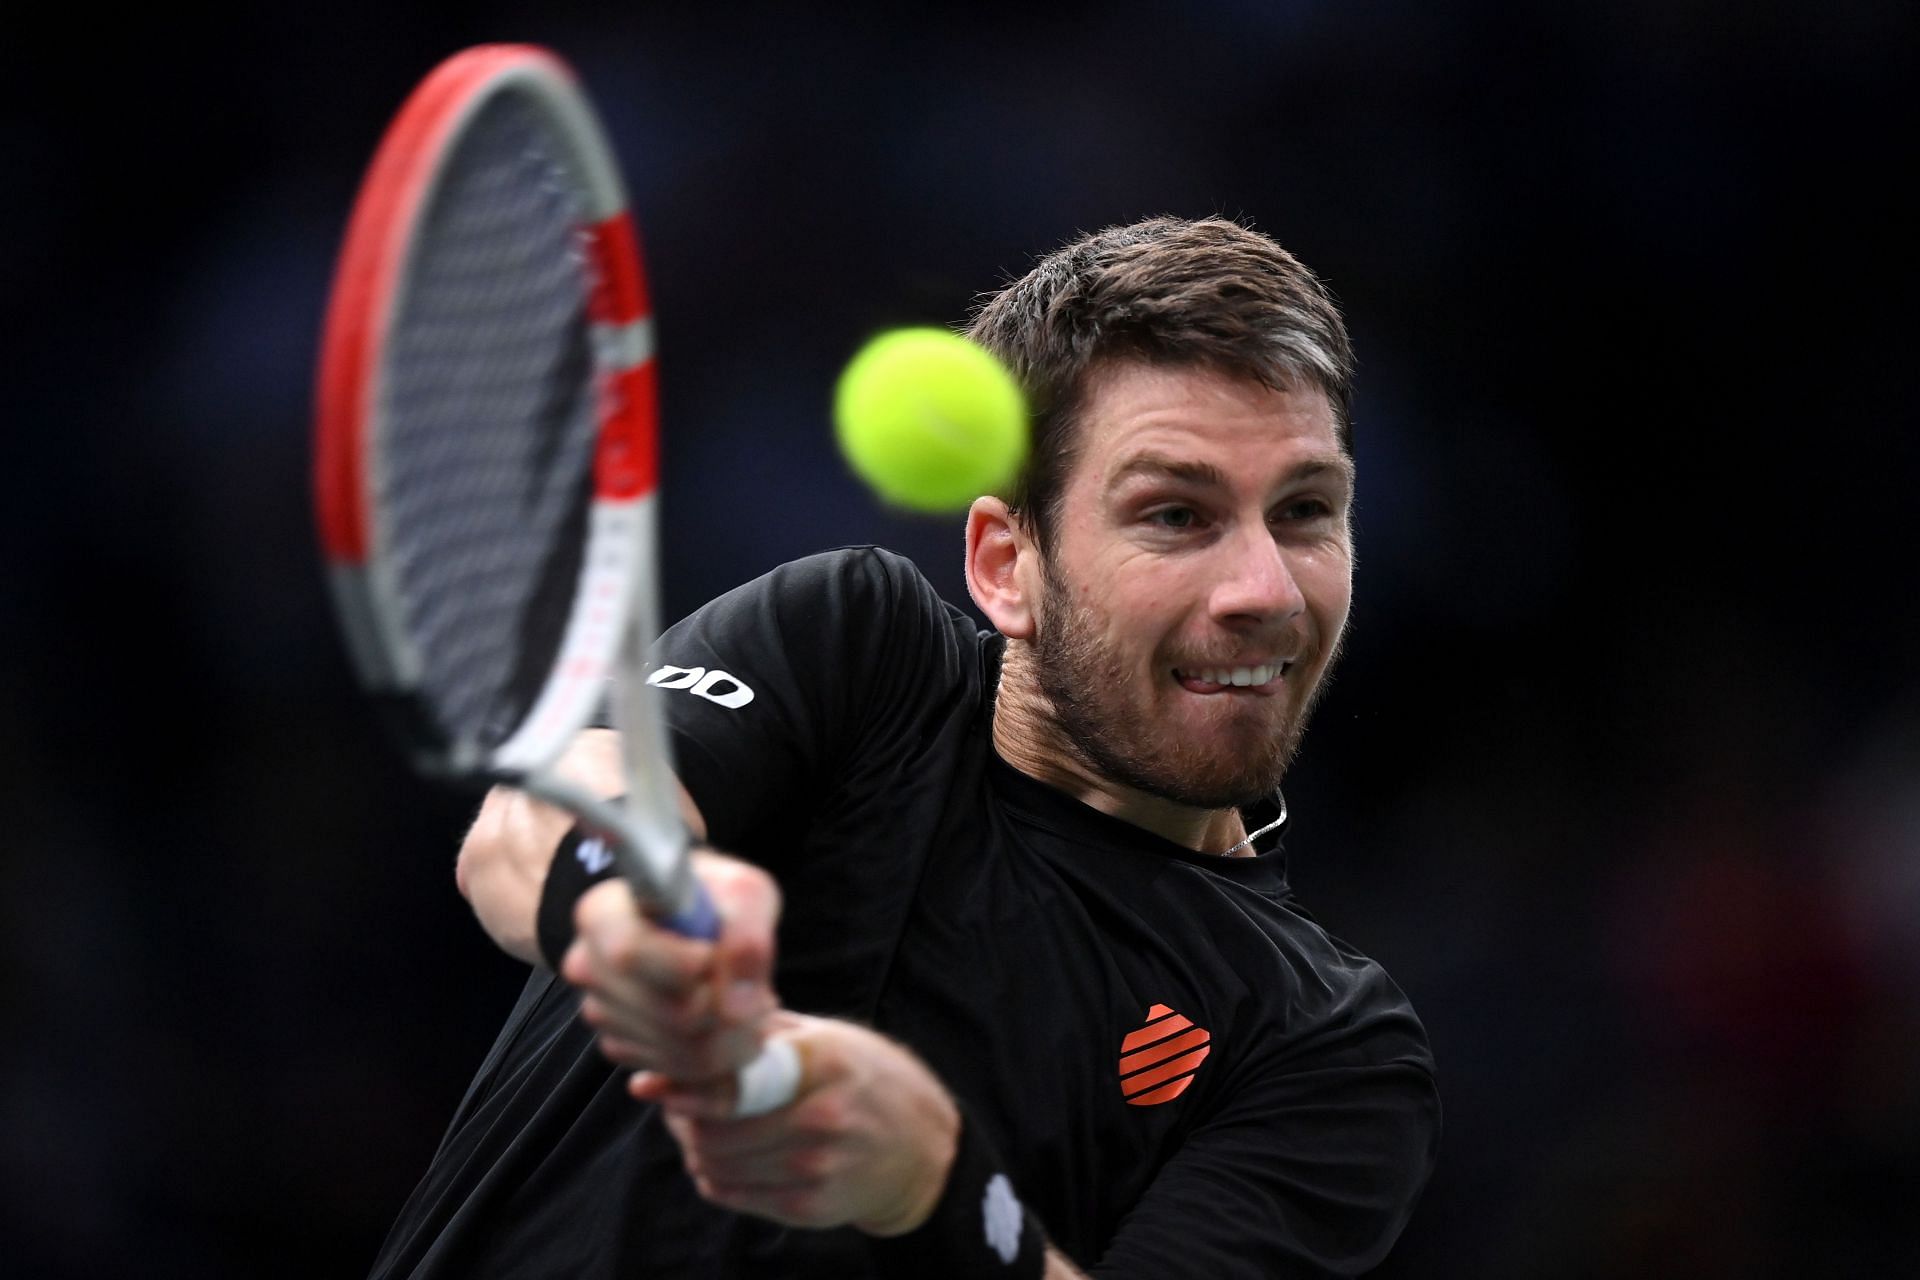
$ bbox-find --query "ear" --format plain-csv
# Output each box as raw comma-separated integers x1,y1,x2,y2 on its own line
964,497,1037,640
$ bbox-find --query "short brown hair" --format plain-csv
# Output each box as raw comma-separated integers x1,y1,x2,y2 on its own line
965,217,1354,552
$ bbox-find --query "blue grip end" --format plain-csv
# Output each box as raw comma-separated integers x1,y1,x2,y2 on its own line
661,882,720,941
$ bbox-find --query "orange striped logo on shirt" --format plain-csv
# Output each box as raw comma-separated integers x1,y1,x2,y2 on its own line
1118,1003,1211,1106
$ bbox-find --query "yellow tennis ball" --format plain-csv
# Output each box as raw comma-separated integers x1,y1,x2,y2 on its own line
833,328,1029,513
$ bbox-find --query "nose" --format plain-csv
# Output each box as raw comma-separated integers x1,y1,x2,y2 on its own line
1208,523,1306,627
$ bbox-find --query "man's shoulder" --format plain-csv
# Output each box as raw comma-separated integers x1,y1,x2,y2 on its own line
683,544,987,707
764,544,935,599
738,545,976,641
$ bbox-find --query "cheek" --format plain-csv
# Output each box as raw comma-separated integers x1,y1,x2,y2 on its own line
1075,592,1178,679
1108,583,1189,651
1300,551,1354,631
1322,579,1354,634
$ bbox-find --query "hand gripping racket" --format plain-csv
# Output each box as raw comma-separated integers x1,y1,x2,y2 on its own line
313,44,798,1117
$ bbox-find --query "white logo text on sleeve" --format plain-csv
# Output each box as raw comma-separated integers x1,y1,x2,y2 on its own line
646,665,755,710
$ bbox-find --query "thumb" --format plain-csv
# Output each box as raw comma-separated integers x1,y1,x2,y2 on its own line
634,1011,821,1118
573,877,641,955
692,851,781,1021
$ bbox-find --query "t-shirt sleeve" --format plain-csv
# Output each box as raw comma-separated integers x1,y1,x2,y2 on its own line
1090,988,1440,1278
642,546,970,858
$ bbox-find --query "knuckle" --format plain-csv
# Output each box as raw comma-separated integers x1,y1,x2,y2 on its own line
655,996,710,1038
663,1046,721,1081
796,1093,849,1138
710,857,777,900
702,1179,747,1212
666,947,708,988
689,1117,735,1149
715,1026,760,1064
786,1145,832,1183
605,934,645,972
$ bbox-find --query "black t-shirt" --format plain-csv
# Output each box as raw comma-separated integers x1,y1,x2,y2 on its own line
370,548,1439,1278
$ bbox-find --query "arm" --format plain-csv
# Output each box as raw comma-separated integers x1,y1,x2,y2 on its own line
548,555,1100,1258
581,855,1436,1277
1047,1251,1092,1279
487,754,1065,1262
454,727,707,966
619,1001,1093,1278
658,1017,1088,1278
458,727,779,1083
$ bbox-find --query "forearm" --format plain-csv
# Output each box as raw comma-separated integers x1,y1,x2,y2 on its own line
457,788,577,965
649,1015,1091,1277
1044,1248,1090,1279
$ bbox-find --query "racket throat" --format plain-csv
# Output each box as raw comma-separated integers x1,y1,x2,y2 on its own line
514,772,699,919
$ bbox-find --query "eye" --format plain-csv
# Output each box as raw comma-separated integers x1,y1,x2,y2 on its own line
1274,497,1333,524
1148,506,1199,529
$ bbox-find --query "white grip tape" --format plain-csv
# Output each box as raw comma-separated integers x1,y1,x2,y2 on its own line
733,1038,802,1118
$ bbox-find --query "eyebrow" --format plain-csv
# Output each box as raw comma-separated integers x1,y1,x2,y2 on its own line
1106,454,1230,491
1105,451,1354,493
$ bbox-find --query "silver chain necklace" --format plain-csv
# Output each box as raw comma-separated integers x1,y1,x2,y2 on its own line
1219,795,1288,857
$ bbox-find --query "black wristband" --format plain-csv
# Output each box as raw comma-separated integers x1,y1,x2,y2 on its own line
867,1108,1047,1279
536,814,623,970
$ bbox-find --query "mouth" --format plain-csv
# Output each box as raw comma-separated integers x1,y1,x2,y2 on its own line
1173,661,1294,694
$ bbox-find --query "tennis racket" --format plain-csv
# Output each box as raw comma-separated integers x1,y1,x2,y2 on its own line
313,44,797,1116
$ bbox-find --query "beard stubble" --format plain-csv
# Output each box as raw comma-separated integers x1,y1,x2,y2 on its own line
1029,566,1334,811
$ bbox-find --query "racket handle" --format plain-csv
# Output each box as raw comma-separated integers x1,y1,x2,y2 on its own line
659,878,720,940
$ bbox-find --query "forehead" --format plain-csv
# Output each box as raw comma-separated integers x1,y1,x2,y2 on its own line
1066,361,1345,490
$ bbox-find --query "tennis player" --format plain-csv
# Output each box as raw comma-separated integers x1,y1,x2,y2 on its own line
374,217,1438,1278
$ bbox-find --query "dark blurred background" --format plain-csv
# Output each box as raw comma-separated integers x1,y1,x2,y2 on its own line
4,1,1916,1275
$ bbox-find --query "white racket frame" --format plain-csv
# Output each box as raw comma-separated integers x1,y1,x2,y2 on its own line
316,45,796,1116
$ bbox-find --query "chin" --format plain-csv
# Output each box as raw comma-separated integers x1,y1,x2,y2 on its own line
1160,753,1296,811
1080,719,1300,812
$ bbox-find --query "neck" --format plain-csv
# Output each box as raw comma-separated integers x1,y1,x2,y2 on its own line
991,640,1251,855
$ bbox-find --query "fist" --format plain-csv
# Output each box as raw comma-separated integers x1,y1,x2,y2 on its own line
635,1012,961,1237
562,850,781,1083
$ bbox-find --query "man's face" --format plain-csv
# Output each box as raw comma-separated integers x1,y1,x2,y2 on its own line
1028,361,1354,810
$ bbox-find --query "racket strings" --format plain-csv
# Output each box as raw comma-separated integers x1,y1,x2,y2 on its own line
380,92,600,752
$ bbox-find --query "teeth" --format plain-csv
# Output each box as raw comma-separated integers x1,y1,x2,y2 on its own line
1186,664,1284,687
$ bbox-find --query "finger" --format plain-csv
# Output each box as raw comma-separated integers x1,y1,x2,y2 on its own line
664,1116,830,1199
573,880,713,997
692,853,782,1021
681,1112,815,1161
635,1027,813,1120
593,1031,665,1070
585,972,729,1033
697,1161,827,1194
560,936,593,987
630,1069,740,1119
698,1180,833,1230
617,1028,747,1085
